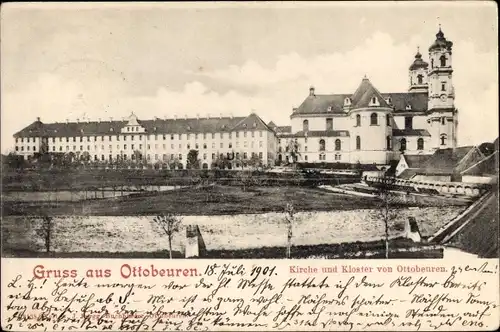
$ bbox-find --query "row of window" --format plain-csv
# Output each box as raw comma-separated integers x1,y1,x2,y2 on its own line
21,140,265,153
75,152,265,162
15,131,266,144
301,114,392,131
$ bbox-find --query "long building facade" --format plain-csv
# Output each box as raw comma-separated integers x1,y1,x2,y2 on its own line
272,28,458,165
13,113,277,169
12,28,458,168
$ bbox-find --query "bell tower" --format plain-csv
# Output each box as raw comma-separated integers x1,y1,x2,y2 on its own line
428,26,454,110
408,47,429,93
427,26,457,150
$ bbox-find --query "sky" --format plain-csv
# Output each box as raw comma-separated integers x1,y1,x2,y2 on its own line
1,2,498,153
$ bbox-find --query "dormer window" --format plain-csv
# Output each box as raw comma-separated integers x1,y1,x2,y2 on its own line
405,104,412,110
344,98,351,106
253,122,257,128
243,124,247,128
385,97,392,105
369,96,379,106
110,128,114,132
187,126,191,130
327,106,332,112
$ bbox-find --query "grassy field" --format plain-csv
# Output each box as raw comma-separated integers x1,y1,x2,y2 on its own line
3,185,385,216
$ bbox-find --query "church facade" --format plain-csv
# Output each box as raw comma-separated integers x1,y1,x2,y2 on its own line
271,28,458,166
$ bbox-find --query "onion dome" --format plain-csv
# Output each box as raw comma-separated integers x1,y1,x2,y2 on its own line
409,48,429,70
429,26,453,52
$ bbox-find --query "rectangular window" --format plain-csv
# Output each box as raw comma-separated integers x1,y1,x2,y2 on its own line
171,134,174,140
52,146,55,151
124,144,127,150
260,131,263,137
326,118,333,131
212,133,215,139
212,153,215,159
441,82,446,91
220,143,223,148
229,143,232,148
80,146,83,151
405,116,413,130
243,152,247,159
131,144,135,150
236,132,239,138
259,152,263,159
251,131,255,138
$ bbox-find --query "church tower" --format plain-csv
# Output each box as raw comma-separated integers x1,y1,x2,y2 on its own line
427,26,457,149
408,47,429,93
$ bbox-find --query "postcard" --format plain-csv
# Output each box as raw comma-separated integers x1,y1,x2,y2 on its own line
1,2,498,331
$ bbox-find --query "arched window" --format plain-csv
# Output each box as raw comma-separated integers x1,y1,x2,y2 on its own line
440,55,446,67
431,58,434,68
386,114,391,126
417,74,423,84
356,136,361,150
344,97,351,106
417,138,424,150
303,119,309,132
386,136,392,150
319,139,326,151
370,113,378,125
335,139,341,151
400,138,407,152
356,114,361,127
441,82,446,91
440,134,447,146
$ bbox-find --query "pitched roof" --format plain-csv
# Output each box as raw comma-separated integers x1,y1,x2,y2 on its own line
14,113,272,138
293,79,429,116
393,129,431,137
381,92,428,113
404,154,433,168
267,121,277,128
398,169,418,180
276,126,292,133
294,94,350,115
461,151,499,176
445,191,498,258
420,146,476,174
350,78,391,109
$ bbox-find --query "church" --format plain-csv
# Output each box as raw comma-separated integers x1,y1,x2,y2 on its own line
271,27,458,166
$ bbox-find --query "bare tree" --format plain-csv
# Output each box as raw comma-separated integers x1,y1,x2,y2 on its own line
153,213,182,259
32,214,54,253
284,203,294,259
373,174,397,259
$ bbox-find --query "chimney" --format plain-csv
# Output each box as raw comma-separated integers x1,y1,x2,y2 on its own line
230,113,234,119
309,86,315,97
292,107,298,113
219,113,222,119
109,117,113,122
36,117,41,122
66,119,69,124
206,113,210,119
77,118,80,123
184,114,187,120
98,118,101,123
174,114,177,120
196,113,200,120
